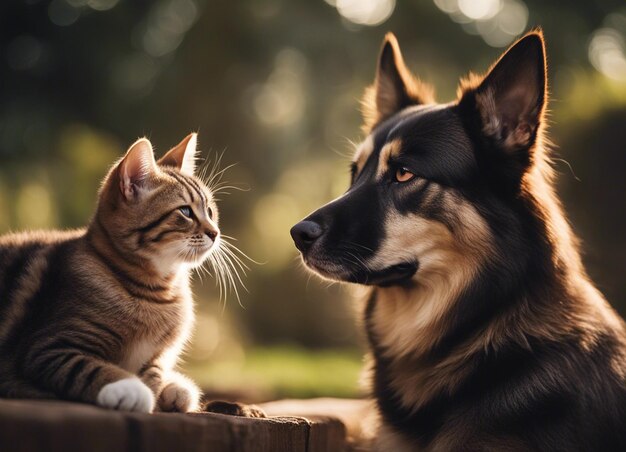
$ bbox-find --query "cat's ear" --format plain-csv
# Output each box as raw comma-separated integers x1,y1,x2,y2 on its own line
157,133,198,176
468,31,547,154
119,138,157,201
362,33,434,131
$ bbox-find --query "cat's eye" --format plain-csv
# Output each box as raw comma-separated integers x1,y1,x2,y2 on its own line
395,167,416,183
179,206,193,218
208,207,214,219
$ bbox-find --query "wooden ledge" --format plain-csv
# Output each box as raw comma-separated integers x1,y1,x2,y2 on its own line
0,398,370,452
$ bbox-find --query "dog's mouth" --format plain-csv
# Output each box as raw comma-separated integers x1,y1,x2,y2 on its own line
347,262,418,287
304,256,418,287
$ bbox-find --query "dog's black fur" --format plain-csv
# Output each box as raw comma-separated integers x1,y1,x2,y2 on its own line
292,31,626,451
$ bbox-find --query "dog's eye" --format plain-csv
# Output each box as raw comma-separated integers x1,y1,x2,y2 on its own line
395,168,415,183
179,206,193,218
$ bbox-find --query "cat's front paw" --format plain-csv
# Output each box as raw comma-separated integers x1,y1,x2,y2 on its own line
158,380,200,413
97,377,155,413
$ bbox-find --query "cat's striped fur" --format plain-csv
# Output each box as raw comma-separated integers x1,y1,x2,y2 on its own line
0,133,219,413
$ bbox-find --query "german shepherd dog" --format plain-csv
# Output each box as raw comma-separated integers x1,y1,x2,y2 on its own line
291,31,626,451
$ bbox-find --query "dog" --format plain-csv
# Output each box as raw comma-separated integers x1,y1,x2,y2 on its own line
291,30,626,451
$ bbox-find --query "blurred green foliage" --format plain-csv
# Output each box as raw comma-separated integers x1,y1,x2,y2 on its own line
186,345,364,400
1,0,625,399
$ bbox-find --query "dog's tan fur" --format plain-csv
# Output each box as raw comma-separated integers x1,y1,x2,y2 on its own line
295,30,626,450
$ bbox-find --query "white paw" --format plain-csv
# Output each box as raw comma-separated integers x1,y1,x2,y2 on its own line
158,381,200,413
97,377,155,413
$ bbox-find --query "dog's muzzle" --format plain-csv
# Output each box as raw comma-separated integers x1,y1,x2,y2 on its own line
291,220,418,287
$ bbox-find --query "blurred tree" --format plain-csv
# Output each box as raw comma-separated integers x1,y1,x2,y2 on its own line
0,0,624,366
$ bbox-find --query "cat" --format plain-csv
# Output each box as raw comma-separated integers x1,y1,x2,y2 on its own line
0,133,221,413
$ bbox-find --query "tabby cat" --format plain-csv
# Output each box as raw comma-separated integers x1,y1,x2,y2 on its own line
0,133,219,413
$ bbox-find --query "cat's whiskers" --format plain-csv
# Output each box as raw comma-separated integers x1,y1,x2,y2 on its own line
213,248,243,307
220,235,263,265
208,250,232,308
199,235,256,308
197,152,249,199
193,154,257,308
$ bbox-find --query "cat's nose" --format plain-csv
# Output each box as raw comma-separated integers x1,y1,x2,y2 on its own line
290,221,323,252
205,227,218,242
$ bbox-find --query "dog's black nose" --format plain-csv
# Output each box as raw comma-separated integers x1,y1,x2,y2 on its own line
290,221,323,252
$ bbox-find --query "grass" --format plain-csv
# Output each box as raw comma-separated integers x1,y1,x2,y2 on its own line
183,345,365,400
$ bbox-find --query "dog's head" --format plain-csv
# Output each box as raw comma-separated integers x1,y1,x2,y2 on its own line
292,31,547,287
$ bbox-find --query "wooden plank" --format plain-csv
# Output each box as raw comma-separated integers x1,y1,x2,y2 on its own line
125,412,232,452
220,414,310,452
0,398,359,452
305,416,347,452
261,398,373,451
0,400,128,452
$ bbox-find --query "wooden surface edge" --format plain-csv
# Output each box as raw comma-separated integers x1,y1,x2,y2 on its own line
0,398,367,451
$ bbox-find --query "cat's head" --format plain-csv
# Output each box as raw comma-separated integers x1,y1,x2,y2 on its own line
95,133,220,275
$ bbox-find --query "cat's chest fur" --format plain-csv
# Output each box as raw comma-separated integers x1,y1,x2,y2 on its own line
121,338,158,373
118,293,194,374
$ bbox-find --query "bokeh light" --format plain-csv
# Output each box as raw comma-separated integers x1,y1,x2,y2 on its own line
326,0,396,27
589,13,626,82
111,53,160,99
138,0,198,58
458,0,500,21
86,0,120,11
253,193,300,269
48,0,80,27
589,29,626,81
251,49,308,128
16,183,55,229
434,0,528,47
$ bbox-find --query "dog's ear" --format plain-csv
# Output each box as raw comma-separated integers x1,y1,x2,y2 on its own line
463,31,547,159
362,33,434,132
